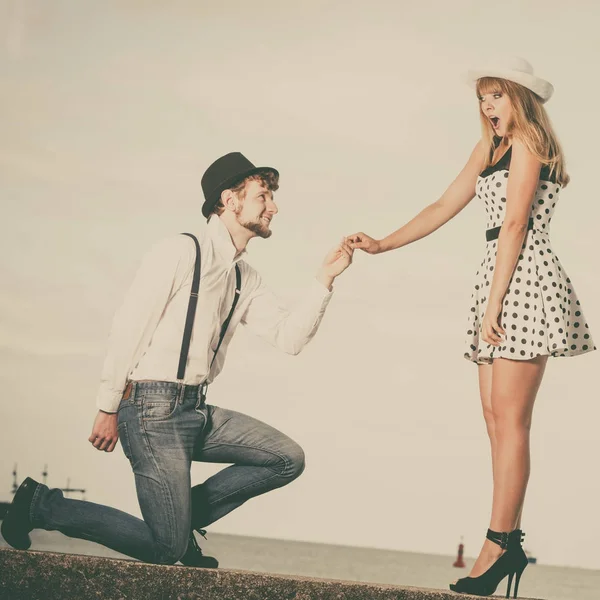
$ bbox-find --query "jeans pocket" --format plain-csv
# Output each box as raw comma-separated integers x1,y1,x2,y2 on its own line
142,392,178,422
117,422,132,460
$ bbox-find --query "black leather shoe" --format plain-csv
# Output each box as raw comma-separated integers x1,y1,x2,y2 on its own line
179,529,219,568
1,477,40,550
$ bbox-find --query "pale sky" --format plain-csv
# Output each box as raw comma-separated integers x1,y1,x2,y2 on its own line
1,0,598,571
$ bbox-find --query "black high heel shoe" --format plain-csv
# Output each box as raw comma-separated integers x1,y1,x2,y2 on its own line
449,528,528,598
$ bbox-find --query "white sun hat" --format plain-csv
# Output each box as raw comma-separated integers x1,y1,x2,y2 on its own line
467,56,554,103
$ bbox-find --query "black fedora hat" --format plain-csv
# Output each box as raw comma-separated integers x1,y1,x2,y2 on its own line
201,152,279,218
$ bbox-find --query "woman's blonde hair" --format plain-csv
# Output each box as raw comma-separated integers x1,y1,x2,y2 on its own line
476,77,569,187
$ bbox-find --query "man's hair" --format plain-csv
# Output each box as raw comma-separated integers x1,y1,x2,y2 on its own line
210,171,280,218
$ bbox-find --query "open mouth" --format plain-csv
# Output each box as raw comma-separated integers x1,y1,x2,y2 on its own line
490,116,500,130
261,216,271,226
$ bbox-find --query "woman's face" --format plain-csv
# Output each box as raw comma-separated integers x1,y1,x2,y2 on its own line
478,87,513,138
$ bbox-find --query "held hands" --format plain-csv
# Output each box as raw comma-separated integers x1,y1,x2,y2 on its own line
89,410,119,452
346,232,383,255
317,238,354,289
481,300,505,347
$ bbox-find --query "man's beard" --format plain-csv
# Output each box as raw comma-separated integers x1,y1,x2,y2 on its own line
238,216,272,239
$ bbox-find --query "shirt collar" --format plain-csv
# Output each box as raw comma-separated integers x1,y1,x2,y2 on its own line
207,215,247,265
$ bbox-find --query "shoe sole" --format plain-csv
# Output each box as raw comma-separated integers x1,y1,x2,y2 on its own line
1,478,38,550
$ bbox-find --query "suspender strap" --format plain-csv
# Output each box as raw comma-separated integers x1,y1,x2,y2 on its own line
210,264,242,369
177,233,242,381
177,233,201,380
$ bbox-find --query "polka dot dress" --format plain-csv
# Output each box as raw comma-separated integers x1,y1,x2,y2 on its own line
464,146,596,364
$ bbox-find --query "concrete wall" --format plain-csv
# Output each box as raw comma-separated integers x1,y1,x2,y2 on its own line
0,547,528,600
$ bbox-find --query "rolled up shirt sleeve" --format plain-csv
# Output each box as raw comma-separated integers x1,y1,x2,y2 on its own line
95,236,193,413
240,272,333,356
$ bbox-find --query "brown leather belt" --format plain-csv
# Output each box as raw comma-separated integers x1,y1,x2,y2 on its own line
122,381,133,400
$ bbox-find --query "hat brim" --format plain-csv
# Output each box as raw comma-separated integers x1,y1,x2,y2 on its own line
202,166,279,218
466,69,554,103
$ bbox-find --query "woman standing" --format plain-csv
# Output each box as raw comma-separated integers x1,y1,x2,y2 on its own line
347,57,595,598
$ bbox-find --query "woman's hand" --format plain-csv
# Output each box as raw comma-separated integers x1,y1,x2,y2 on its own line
481,300,505,347
346,232,383,255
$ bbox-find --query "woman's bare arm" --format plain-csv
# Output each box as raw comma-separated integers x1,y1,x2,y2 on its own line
347,140,487,254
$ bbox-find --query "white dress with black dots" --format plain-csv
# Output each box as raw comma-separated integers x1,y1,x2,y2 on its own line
464,146,596,364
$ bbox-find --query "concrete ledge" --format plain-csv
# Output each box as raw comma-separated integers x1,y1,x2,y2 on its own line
0,547,540,600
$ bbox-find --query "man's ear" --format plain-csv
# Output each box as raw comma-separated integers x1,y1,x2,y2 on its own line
221,189,238,212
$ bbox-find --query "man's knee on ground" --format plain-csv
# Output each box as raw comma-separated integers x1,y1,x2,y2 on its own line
154,535,189,565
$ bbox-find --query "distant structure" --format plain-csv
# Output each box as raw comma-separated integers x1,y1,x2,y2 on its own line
62,478,86,499
453,537,466,568
1,465,86,520
11,463,18,494
525,548,537,564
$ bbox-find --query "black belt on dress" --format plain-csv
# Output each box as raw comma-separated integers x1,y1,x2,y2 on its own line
486,218,534,242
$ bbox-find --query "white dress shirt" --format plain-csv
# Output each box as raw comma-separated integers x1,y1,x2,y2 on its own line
96,216,333,412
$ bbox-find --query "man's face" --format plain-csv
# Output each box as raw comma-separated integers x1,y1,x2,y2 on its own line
235,180,278,239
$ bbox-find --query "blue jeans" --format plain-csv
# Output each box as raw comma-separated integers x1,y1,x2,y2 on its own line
30,381,305,564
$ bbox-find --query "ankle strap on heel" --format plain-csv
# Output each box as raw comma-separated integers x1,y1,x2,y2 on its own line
486,529,510,549
486,528,525,550
512,529,525,546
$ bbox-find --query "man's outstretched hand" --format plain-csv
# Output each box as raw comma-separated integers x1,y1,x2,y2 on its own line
89,410,119,452
317,239,354,290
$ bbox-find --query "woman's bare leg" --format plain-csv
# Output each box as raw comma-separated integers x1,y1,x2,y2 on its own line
479,363,496,478
467,355,547,578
